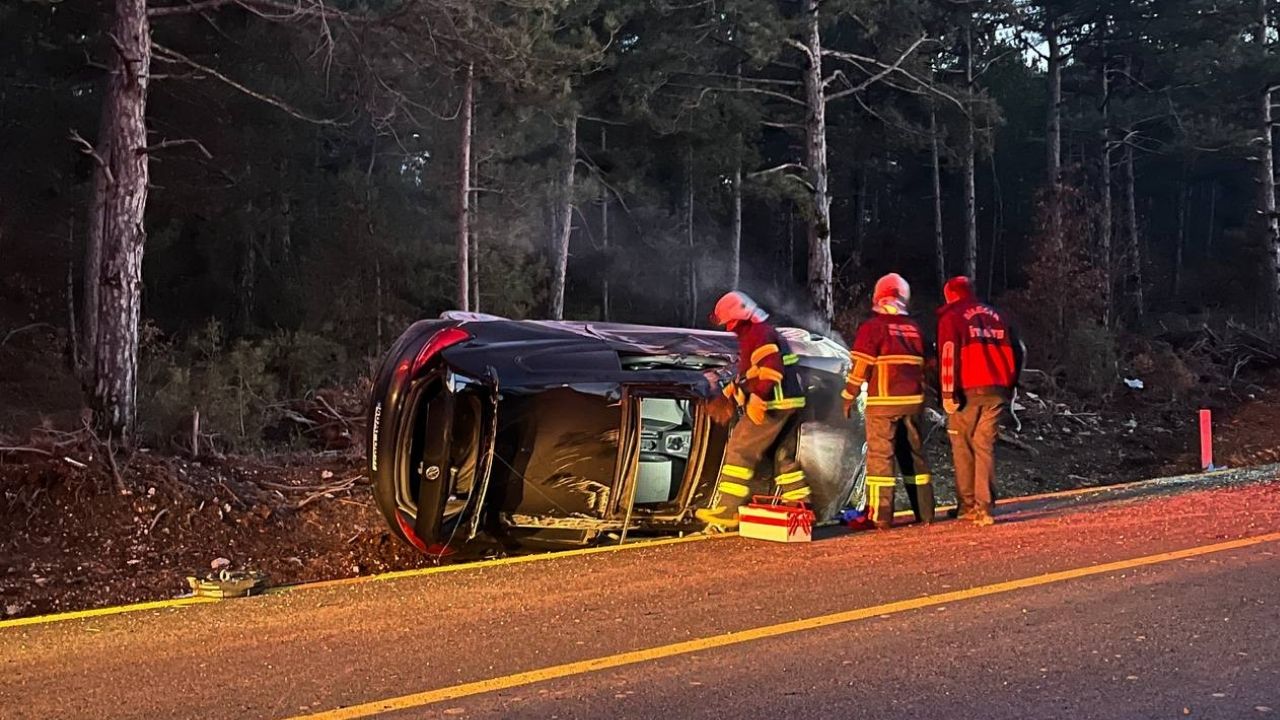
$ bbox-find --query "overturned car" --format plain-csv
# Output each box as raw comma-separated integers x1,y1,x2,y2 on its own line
366,311,866,553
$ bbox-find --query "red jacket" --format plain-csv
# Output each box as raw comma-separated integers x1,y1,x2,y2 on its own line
725,321,805,410
844,309,926,413
936,297,1023,401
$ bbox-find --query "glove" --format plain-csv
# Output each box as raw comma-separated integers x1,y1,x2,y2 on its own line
745,395,767,425
943,398,961,415
842,398,855,419
707,395,736,426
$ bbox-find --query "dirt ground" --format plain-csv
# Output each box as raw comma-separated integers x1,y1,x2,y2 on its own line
0,450,434,619
3,337,1280,621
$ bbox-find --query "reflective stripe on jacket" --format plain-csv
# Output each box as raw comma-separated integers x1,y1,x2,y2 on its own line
724,321,806,410
844,309,925,412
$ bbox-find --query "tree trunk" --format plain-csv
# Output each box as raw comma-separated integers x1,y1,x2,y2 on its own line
1099,24,1114,327
987,147,1002,298
470,136,480,312
930,109,946,290
1174,177,1188,298
89,0,151,442
785,207,795,290
731,150,742,290
686,147,697,327
1124,142,1143,319
81,110,111,380
730,65,743,291
1257,0,1280,323
854,165,868,252
455,63,473,312
549,113,577,321
963,21,978,281
236,219,256,333
802,0,833,326
66,216,80,371
1205,180,1217,257
600,126,610,320
1046,18,1063,246
470,192,480,312
375,257,384,350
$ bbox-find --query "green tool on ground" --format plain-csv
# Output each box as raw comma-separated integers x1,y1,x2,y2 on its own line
186,569,268,599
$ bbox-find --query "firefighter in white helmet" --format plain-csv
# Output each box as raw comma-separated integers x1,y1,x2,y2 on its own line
697,291,811,529
843,273,933,528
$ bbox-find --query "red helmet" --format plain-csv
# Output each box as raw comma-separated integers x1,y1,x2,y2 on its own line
943,276,975,304
710,291,768,328
873,273,911,307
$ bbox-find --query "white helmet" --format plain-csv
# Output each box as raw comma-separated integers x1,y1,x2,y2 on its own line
710,291,768,327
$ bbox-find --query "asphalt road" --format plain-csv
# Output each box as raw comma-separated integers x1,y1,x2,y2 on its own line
2,469,1279,720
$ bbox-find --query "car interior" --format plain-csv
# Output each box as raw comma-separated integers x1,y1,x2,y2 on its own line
634,397,694,507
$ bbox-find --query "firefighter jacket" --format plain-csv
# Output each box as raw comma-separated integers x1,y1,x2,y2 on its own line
936,297,1024,402
723,321,806,411
843,306,926,414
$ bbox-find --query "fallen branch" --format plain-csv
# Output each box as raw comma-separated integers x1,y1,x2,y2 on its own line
0,446,54,456
295,478,356,509
147,508,170,535
104,439,131,496
216,476,247,509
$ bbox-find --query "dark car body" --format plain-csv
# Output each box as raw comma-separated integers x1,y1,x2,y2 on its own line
367,312,866,553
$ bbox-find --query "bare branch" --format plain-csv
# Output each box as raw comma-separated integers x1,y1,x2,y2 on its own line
149,0,364,21
148,0,239,16
849,92,932,140
827,34,929,100
786,38,814,64
748,163,807,179
68,130,114,184
669,82,805,107
579,115,629,126
681,72,804,88
1,323,53,348
152,43,346,126
824,47,967,113
139,138,215,159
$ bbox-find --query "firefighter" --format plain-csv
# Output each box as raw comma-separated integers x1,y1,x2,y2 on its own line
842,273,932,529
696,291,811,529
936,276,1024,526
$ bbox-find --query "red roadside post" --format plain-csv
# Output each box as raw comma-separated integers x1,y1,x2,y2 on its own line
1199,409,1214,471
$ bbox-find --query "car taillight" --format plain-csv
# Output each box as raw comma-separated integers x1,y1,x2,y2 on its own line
410,326,471,376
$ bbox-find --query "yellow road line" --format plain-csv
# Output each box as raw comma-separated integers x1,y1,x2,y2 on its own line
265,532,736,593
0,533,733,630
287,530,1280,720
0,596,215,630
0,469,1256,631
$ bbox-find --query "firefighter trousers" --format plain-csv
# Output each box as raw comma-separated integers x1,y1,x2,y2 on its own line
865,410,933,525
947,394,1007,516
713,408,810,515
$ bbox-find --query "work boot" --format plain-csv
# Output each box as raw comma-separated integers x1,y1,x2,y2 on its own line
972,511,995,527
695,506,740,530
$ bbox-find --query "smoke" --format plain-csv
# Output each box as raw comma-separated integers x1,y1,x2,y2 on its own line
753,284,849,347
561,191,851,348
